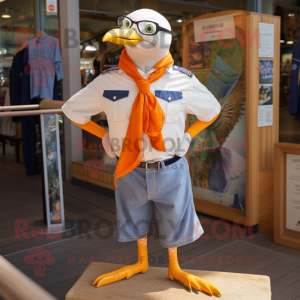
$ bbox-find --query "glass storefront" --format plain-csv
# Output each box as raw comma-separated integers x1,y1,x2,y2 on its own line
1,0,299,181
277,5,300,144
0,0,36,168
0,0,35,84
77,0,248,171
0,0,65,177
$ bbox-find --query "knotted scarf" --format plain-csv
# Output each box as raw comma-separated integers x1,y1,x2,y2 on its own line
114,49,174,187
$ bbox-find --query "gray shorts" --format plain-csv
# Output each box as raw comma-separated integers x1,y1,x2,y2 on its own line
114,156,203,248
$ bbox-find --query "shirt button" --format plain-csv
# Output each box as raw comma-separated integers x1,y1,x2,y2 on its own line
113,96,116,100
168,97,171,101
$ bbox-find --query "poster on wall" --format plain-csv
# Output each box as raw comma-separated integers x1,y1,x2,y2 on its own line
40,114,65,228
258,84,273,127
193,15,236,43
286,154,300,232
189,26,246,210
259,60,273,83
259,84,273,105
259,23,274,58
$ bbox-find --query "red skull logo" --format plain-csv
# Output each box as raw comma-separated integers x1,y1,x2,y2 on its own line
83,157,106,179
24,247,55,277
25,56,56,88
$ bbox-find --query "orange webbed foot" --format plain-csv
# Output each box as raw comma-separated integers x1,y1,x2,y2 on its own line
93,262,148,288
168,267,221,296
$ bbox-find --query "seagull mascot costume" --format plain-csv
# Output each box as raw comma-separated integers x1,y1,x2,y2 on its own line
62,8,221,296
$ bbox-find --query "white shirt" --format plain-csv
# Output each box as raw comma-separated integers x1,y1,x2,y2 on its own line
62,66,221,162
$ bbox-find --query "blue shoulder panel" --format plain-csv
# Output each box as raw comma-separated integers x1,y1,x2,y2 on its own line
101,67,120,75
172,65,193,78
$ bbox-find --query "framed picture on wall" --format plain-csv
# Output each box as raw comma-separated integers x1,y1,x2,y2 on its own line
274,143,300,251
184,13,247,223
259,60,273,83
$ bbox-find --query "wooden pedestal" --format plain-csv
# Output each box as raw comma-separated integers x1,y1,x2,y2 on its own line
66,263,271,300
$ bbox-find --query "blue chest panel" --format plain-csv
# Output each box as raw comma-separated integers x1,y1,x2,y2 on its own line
103,90,129,101
101,67,120,74
172,65,193,78
155,90,183,102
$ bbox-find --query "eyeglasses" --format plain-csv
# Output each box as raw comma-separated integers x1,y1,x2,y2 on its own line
116,15,172,36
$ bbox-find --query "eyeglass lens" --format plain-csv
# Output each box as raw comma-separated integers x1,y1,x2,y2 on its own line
117,16,157,35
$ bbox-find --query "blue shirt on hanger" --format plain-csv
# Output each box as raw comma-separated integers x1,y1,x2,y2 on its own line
289,35,300,122
27,33,63,100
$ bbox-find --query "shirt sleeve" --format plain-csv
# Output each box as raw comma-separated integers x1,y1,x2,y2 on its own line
186,75,221,122
289,58,300,115
54,44,64,81
62,77,104,124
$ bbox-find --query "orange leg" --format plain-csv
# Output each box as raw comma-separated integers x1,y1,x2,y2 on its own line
168,247,221,296
93,236,148,287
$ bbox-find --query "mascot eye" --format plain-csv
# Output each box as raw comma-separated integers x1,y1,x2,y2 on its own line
123,18,131,28
145,24,154,33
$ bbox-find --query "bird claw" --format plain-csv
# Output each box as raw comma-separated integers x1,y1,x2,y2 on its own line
169,268,221,296
92,263,146,288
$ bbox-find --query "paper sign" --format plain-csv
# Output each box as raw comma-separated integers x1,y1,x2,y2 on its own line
259,23,274,58
46,0,57,15
286,154,300,232
258,105,273,127
194,15,235,43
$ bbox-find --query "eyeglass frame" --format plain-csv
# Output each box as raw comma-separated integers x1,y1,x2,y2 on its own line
115,15,172,36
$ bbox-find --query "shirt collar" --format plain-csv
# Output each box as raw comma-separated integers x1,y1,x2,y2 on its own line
34,33,49,43
118,66,174,75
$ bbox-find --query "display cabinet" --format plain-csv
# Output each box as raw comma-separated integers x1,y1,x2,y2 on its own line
182,11,280,234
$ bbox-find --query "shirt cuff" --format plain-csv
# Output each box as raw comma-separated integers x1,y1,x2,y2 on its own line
62,103,90,124
197,105,221,122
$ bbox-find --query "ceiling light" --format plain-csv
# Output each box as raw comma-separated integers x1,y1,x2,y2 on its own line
288,13,294,17
0,0,6,2
85,45,97,51
287,41,294,44
280,40,285,43
177,19,182,23
2,7,10,18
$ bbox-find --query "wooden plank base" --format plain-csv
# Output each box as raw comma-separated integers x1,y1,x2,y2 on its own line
66,263,271,300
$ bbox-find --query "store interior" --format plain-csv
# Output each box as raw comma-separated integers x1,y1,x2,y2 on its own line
0,0,299,171
1,1,300,299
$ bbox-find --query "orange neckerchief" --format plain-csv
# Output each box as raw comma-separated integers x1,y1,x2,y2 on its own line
114,49,174,187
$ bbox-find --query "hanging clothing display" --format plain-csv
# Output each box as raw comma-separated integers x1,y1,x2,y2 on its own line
9,49,26,123
21,47,38,175
0,88,16,136
103,49,122,66
27,33,63,100
93,58,101,78
9,32,63,175
289,34,300,122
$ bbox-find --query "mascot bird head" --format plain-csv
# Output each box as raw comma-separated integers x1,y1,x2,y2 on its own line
103,9,172,72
